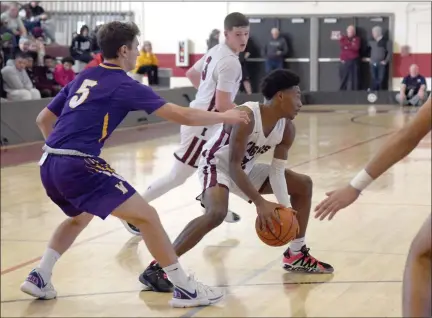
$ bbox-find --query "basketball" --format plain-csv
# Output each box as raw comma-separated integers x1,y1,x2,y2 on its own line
255,207,299,247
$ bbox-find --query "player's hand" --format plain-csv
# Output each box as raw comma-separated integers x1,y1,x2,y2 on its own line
314,185,361,221
256,199,285,233
221,109,250,125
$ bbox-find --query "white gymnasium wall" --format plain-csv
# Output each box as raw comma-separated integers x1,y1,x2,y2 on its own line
141,2,228,53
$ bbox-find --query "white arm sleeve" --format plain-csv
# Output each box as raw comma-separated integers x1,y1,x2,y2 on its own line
192,55,206,72
269,158,291,207
215,56,241,92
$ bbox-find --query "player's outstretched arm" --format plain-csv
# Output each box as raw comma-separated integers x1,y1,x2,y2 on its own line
228,108,284,232
270,121,296,207
154,103,250,126
315,96,432,221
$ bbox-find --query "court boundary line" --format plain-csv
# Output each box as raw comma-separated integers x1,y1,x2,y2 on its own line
0,279,402,304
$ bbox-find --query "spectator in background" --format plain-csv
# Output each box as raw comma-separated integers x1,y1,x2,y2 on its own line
0,3,27,43
396,64,428,106
239,48,252,94
34,54,60,97
0,52,7,102
135,41,159,86
207,29,220,51
70,25,92,64
54,56,75,87
24,54,35,85
1,20,16,62
263,28,288,73
368,26,391,91
20,1,56,44
90,25,102,54
1,52,41,101
85,52,103,69
339,25,360,91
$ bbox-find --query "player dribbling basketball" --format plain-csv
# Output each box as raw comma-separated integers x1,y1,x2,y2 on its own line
139,69,334,293
122,12,251,236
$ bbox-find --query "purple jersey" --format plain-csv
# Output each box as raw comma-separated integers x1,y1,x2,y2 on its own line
45,63,166,156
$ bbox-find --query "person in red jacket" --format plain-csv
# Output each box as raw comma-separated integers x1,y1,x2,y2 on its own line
85,53,103,69
54,56,75,87
339,25,361,91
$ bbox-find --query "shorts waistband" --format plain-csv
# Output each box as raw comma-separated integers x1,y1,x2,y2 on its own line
42,144,94,158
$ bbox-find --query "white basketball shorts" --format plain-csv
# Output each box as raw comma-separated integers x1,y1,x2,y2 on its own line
197,162,270,203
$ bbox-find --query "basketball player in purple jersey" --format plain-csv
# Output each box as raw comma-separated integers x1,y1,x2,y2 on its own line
315,96,431,317
19,21,250,308
139,70,334,293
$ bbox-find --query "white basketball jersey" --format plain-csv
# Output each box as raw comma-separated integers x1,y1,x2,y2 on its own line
200,102,286,174
190,43,242,111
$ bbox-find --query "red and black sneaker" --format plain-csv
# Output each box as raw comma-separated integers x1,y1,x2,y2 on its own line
139,261,173,292
282,245,334,274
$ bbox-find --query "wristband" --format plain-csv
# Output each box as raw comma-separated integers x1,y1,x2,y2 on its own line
349,169,374,191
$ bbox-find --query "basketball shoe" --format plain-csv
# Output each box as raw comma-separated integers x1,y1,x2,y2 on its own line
20,268,57,299
282,245,334,273
139,261,224,307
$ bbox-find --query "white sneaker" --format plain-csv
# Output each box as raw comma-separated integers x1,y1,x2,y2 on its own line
20,268,57,300
200,207,241,223
224,210,241,223
169,275,225,308
121,220,141,236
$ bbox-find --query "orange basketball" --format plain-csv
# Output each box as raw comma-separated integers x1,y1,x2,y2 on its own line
255,207,299,247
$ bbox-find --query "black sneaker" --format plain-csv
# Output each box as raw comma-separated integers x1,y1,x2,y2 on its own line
139,261,173,293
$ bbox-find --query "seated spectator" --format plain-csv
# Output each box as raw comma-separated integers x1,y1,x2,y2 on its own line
396,64,428,106
90,25,101,54
85,52,103,69
70,25,92,64
135,41,159,86
0,3,27,43
24,54,35,85
54,57,75,87
1,20,16,62
33,54,60,97
0,52,7,102
1,52,41,101
20,1,56,44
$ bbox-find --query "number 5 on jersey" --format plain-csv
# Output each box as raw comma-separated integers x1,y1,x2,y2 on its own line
69,79,98,108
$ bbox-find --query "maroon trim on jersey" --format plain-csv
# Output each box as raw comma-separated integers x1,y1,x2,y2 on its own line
189,139,206,168
207,93,216,112
202,129,226,190
176,136,199,164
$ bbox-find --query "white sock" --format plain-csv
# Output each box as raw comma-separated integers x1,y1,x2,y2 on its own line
142,160,195,202
163,262,193,292
289,237,305,254
38,248,60,280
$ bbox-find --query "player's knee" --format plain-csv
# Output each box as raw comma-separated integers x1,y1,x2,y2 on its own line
70,213,93,228
204,207,227,228
298,173,313,196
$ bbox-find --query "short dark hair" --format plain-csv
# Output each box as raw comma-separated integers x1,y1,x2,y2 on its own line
14,52,29,60
260,69,300,100
97,21,140,59
43,54,54,61
224,12,249,30
61,56,75,65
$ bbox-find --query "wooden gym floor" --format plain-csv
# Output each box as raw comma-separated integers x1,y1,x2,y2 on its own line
1,105,430,317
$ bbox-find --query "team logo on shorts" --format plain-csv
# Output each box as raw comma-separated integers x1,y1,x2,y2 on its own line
85,158,126,181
